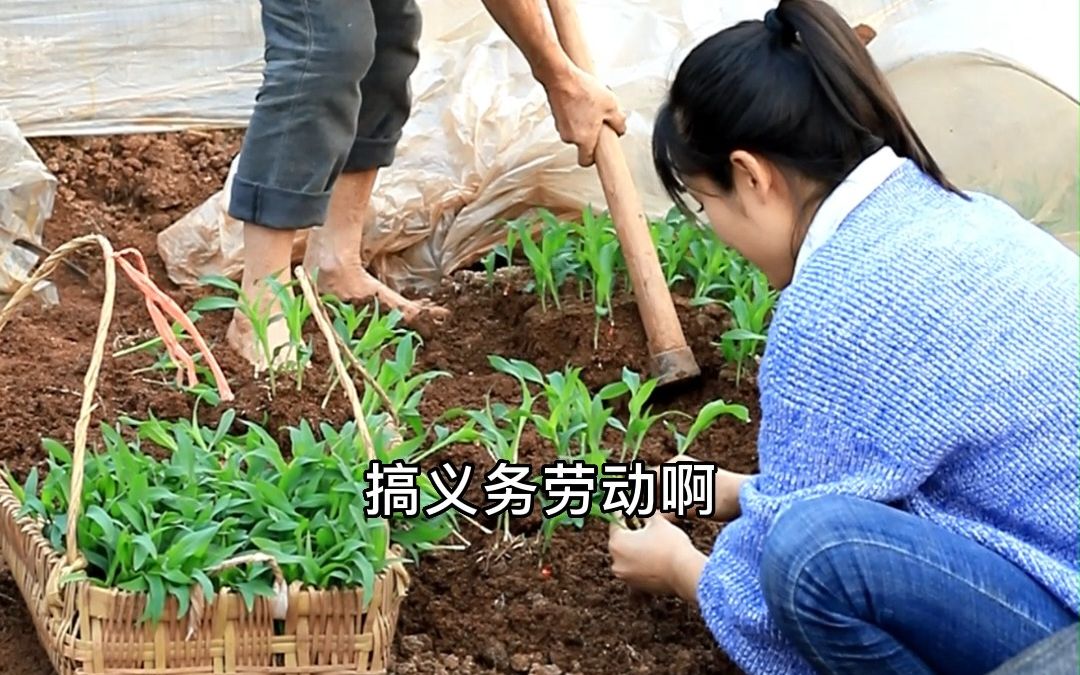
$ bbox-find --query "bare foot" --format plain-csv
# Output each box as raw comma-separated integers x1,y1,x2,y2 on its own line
226,309,296,374
304,250,449,324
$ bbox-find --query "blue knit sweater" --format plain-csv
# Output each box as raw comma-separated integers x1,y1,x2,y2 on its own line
697,160,1080,674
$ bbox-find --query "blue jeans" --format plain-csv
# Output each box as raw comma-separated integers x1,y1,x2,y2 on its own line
230,0,422,229
761,496,1075,674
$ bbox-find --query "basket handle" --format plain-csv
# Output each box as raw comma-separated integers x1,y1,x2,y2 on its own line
294,266,392,554
186,551,289,637
0,234,233,571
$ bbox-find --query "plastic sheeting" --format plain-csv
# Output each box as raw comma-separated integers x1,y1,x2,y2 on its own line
867,0,1080,249
2,0,1075,291
0,0,912,137
0,108,58,304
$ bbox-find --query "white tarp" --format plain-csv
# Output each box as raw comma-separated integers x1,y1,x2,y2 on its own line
0,0,915,138
1,0,1075,291
0,108,58,303
867,0,1080,248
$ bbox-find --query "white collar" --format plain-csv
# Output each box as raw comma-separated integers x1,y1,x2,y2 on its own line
792,145,906,281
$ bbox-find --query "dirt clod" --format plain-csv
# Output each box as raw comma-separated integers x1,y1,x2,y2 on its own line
510,653,540,672
401,634,435,657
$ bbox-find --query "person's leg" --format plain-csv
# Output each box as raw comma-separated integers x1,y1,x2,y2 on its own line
760,495,1075,675
302,0,447,322
227,0,377,368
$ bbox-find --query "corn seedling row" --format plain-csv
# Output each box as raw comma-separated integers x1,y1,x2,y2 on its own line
488,207,778,367
457,357,750,554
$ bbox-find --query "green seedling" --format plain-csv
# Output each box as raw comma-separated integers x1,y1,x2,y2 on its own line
651,208,699,287
512,212,581,312
666,399,751,456
525,365,619,554
113,311,222,395
536,211,585,297
532,368,588,459
482,223,522,291
716,270,777,384
193,274,281,396
685,237,736,307
323,299,407,409
600,368,677,462
482,244,506,289
576,208,620,348
461,398,533,541
513,218,555,310
453,355,542,540
12,408,461,625
372,333,449,436
265,276,315,391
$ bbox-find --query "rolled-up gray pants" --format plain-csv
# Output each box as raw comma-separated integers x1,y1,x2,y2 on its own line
229,0,421,229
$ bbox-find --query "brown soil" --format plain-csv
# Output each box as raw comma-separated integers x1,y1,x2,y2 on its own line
0,133,760,675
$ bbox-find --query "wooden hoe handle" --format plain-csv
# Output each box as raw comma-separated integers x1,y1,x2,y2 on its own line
544,0,699,384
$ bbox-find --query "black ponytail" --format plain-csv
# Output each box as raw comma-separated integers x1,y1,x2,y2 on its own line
654,0,965,217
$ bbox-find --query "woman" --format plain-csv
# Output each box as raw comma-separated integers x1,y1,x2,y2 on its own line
607,1,1080,674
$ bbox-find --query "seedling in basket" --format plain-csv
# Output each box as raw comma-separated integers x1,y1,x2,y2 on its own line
10,406,462,623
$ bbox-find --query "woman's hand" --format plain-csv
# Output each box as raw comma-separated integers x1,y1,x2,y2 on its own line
608,515,707,604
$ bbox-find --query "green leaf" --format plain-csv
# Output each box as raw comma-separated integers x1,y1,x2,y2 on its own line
192,569,216,604
211,409,237,448
143,575,166,623
23,468,39,501
488,355,544,385
164,524,221,568
256,481,297,516
42,439,72,464
370,523,388,564
192,296,240,313
198,275,242,293
5,472,24,504
161,568,192,586
235,578,274,613
681,400,751,453
133,533,157,571
115,501,146,531
169,585,192,619
85,505,119,548
597,382,628,401
118,577,149,593
722,328,767,342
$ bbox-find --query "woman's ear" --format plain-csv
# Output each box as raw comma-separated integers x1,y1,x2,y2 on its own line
729,150,773,202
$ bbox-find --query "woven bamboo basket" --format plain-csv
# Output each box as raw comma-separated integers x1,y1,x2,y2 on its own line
0,235,411,675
